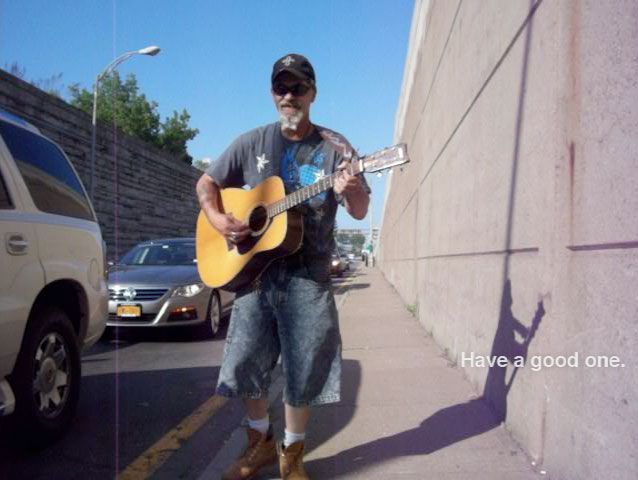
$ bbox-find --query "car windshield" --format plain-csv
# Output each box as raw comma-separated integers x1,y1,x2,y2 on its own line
119,242,196,266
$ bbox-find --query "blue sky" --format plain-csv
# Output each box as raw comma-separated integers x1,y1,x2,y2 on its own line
0,0,413,230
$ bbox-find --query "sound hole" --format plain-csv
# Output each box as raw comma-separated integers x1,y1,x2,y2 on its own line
248,205,268,233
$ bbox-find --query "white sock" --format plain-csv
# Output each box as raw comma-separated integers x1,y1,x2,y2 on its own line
248,415,270,435
284,429,306,448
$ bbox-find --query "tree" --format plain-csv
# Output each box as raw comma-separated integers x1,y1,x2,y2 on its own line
157,110,199,163
350,233,366,251
336,231,366,252
69,72,198,162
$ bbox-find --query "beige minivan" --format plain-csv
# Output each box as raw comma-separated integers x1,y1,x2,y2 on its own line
0,109,107,447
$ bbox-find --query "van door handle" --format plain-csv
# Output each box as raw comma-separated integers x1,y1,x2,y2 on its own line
6,233,29,255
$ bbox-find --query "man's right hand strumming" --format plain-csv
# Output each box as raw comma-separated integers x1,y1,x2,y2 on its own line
196,173,250,244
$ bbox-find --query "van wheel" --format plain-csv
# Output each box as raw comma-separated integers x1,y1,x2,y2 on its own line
9,306,81,448
200,290,221,339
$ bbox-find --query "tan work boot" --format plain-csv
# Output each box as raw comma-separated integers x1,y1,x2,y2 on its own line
221,427,277,480
278,441,310,479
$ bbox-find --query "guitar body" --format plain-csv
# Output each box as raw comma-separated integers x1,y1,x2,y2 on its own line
196,176,303,291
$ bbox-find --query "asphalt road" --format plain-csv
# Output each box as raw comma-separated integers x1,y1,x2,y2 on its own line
0,262,361,480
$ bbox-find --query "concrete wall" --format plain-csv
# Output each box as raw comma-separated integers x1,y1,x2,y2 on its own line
0,70,202,260
380,0,638,478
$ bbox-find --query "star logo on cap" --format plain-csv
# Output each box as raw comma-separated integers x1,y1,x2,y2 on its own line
282,55,295,66
256,153,269,173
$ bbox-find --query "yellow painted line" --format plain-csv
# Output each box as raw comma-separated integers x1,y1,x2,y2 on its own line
118,394,228,480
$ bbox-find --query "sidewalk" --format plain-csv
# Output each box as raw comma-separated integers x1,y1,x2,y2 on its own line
201,267,543,479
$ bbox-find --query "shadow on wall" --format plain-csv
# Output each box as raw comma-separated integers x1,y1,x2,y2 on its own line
484,279,545,421
307,0,547,475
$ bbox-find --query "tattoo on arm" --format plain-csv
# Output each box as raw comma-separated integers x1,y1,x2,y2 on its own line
197,184,208,198
197,181,214,206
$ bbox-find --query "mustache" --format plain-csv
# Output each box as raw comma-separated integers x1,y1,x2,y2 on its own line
279,101,301,109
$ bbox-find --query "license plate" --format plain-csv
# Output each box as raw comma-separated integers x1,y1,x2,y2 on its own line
117,305,141,317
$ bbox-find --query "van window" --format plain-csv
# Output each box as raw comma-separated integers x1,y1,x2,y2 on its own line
0,120,93,220
0,172,13,209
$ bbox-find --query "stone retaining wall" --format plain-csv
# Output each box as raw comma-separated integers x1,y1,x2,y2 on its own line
0,69,202,259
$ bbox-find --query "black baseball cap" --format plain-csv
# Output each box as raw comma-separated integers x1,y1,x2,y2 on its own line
271,54,316,85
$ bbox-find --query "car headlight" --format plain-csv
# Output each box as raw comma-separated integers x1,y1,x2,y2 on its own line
332,260,340,266
172,283,205,297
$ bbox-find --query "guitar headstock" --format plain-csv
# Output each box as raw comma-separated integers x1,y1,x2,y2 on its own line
360,143,410,174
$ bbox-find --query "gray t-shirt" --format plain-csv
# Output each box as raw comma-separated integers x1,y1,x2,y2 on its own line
206,122,369,262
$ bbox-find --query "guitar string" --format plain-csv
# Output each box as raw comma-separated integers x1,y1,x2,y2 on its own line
262,148,400,219
266,171,338,218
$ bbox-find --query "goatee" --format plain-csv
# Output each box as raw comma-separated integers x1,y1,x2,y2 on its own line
279,110,303,132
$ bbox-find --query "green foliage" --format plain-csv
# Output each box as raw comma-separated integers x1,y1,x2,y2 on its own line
157,110,199,163
5,62,26,79
4,62,64,97
336,232,366,252
69,72,198,162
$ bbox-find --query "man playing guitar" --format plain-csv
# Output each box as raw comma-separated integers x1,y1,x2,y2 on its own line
195,53,370,480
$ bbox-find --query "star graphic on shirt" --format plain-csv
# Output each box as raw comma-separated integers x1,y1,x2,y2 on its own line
256,153,269,173
314,169,326,182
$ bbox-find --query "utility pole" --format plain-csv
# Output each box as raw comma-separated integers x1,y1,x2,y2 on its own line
369,198,373,250
367,197,374,267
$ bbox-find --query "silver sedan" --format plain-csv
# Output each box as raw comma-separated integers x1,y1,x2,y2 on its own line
106,238,233,337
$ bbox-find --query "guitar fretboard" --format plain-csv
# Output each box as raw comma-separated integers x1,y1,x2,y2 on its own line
267,174,337,217
262,142,407,219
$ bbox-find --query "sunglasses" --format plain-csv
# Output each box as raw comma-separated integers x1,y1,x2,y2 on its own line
272,82,312,97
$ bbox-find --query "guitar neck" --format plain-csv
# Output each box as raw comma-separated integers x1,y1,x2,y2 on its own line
267,160,363,217
263,143,408,218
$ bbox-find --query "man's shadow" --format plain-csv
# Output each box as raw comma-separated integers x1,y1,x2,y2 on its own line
483,279,545,421
305,279,545,477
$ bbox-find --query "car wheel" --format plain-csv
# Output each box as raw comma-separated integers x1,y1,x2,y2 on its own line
9,306,81,448
202,291,221,338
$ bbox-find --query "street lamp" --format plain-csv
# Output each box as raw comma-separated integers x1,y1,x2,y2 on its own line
89,45,161,200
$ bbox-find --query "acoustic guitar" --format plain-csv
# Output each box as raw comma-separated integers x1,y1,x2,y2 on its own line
196,143,409,291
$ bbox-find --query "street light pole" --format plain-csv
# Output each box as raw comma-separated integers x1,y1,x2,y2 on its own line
89,74,99,201
88,45,161,201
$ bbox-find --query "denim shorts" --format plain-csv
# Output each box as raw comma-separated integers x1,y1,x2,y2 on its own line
216,257,342,407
